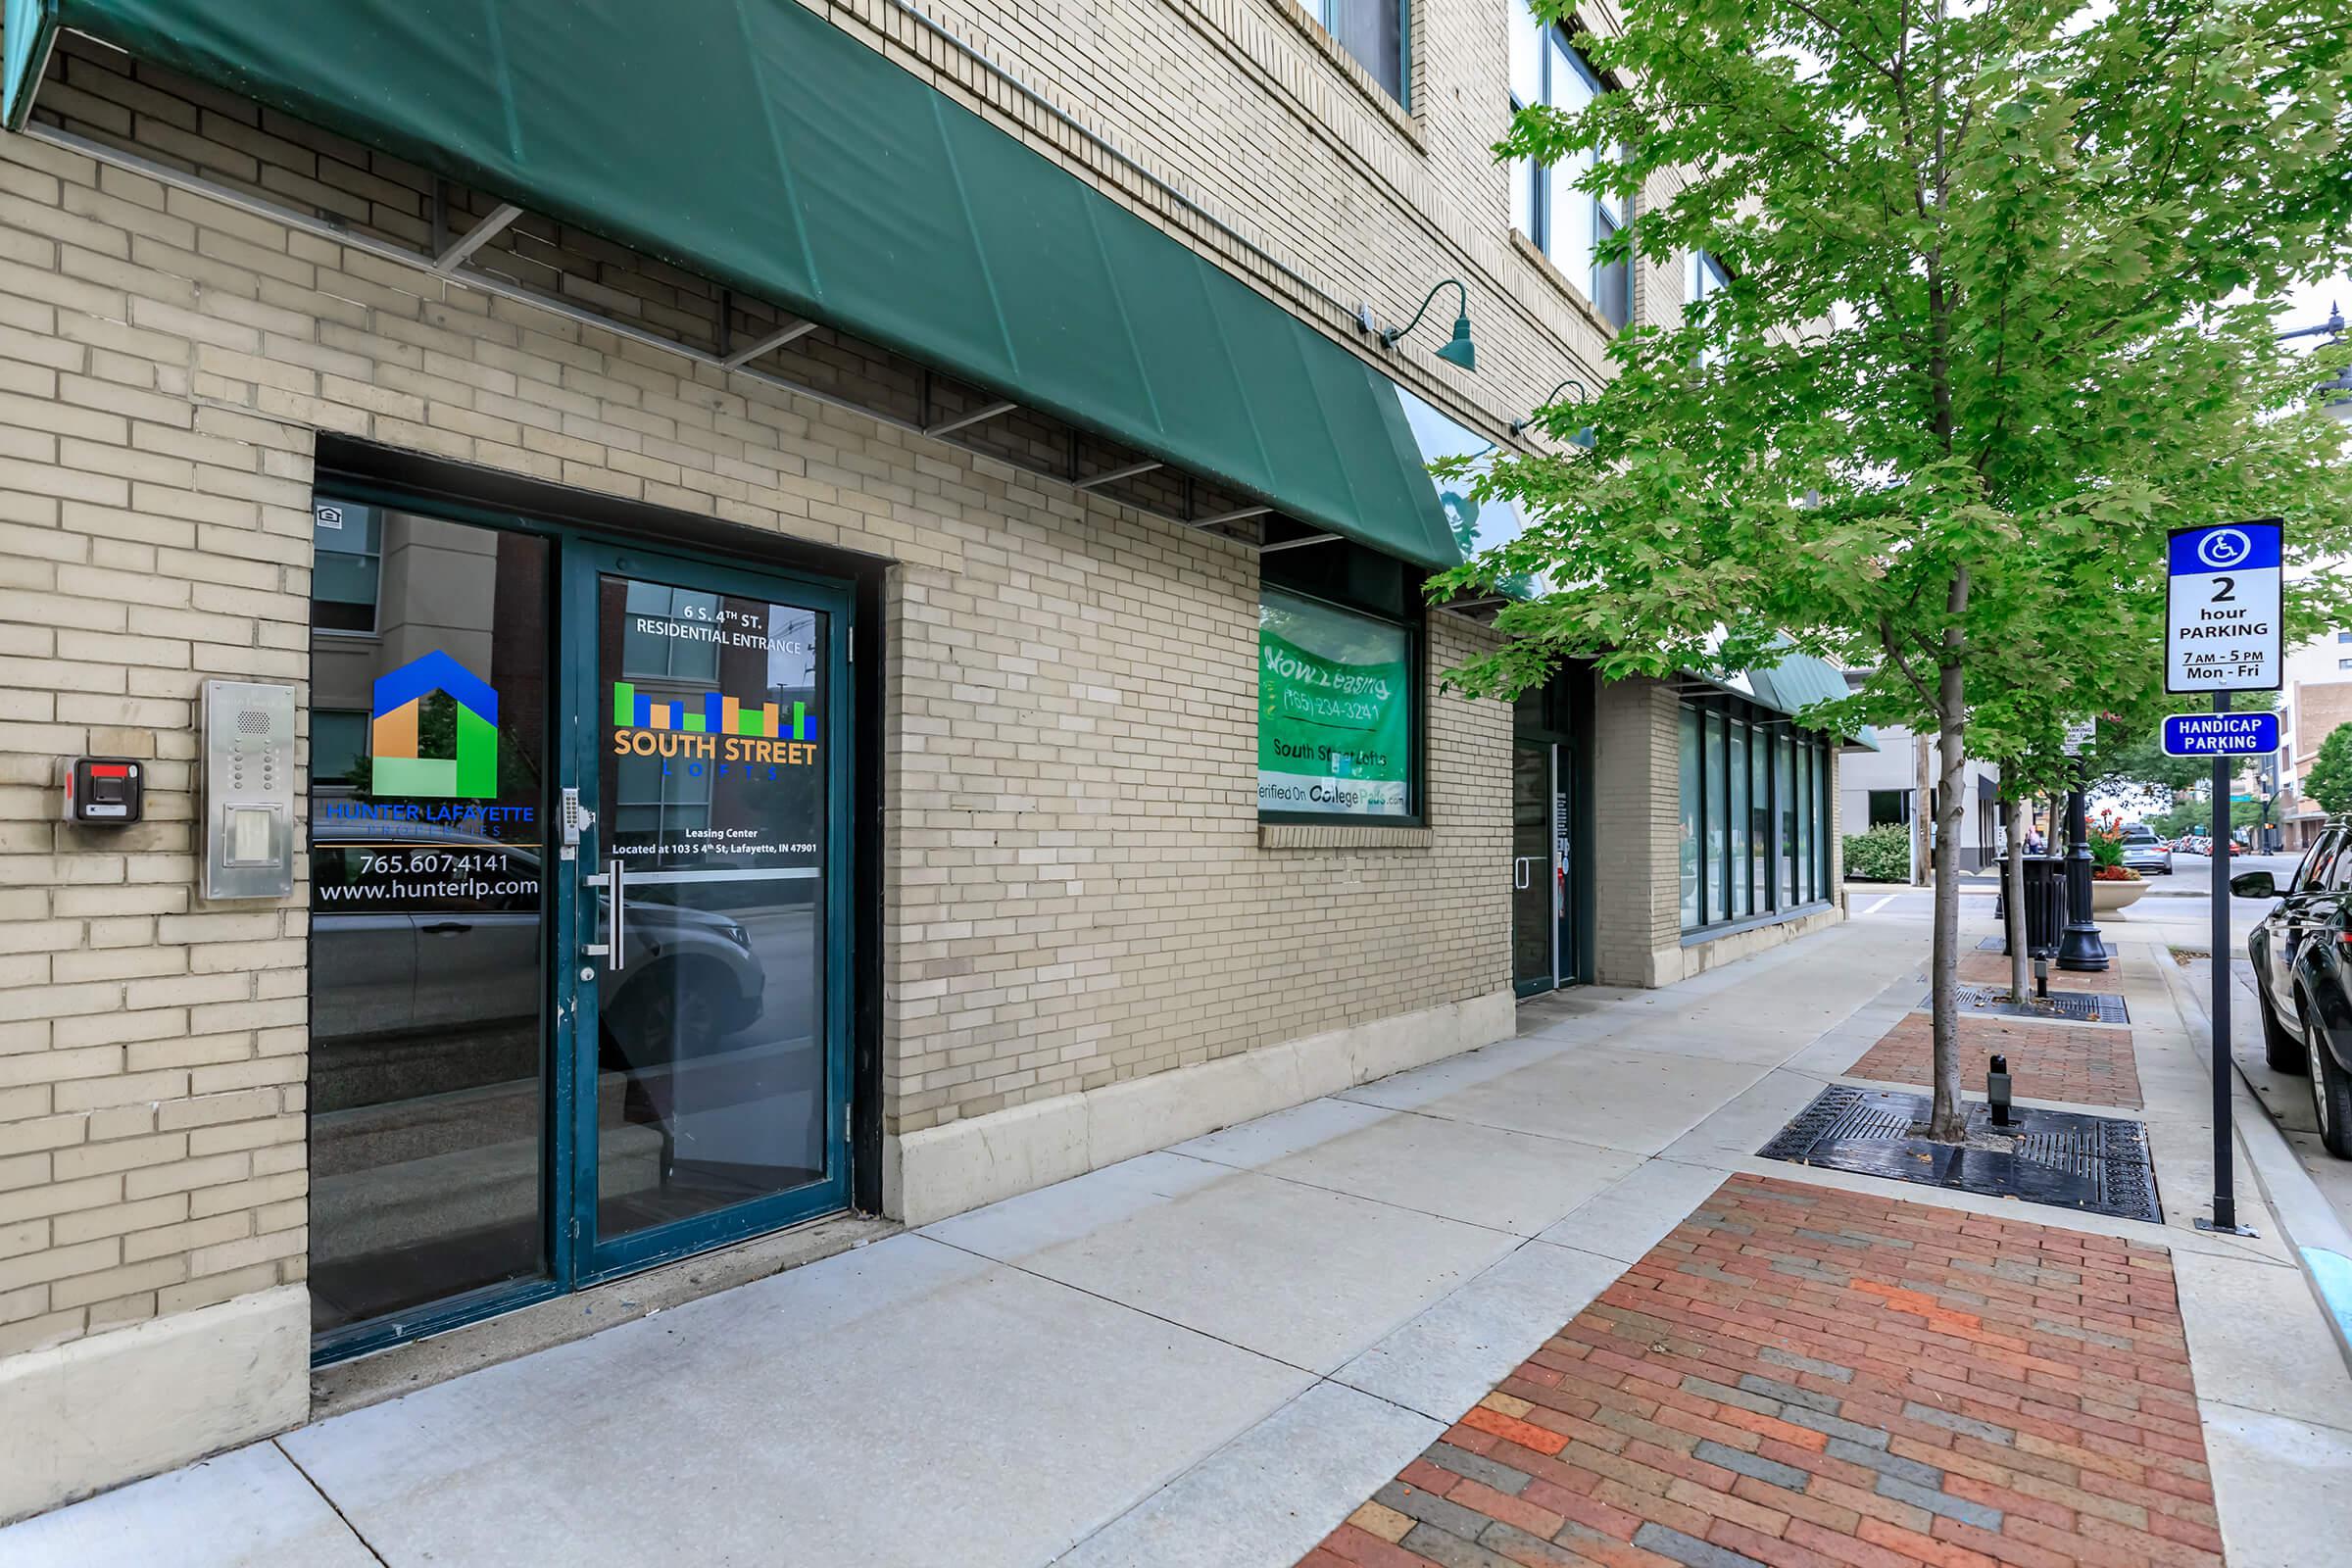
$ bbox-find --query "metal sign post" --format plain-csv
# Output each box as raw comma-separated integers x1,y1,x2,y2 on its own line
2166,520,2282,1238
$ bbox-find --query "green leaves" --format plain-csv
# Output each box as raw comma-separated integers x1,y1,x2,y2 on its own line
2307,724,2352,815
1453,0,2352,780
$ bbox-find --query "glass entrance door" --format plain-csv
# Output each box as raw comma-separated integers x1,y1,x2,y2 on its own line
1550,753,1576,983
308,498,855,1356
569,545,853,1280
1511,739,1581,997
1511,742,1556,995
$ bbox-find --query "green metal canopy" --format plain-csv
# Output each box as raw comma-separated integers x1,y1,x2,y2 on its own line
2,0,1462,570
1699,648,1879,750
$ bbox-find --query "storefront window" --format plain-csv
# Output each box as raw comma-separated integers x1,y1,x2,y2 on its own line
1678,698,1834,934
1705,711,1729,920
1729,720,1750,917
1795,744,1814,904
1678,707,1701,926
1257,587,1416,820
1779,734,1798,906
1749,731,1771,910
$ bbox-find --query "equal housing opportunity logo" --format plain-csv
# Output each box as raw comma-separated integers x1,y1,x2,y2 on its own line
371,650,499,800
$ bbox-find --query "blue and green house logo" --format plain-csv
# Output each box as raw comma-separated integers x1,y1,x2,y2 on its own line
370,651,498,800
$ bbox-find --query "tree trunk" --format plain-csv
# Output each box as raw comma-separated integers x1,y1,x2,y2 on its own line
1913,732,1934,886
1927,570,1971,1144
2005,793,2029,1002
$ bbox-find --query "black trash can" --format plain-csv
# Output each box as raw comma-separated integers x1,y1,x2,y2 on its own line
2020,855,2065,958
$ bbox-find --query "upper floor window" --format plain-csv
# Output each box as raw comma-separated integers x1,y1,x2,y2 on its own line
1508,11,1629,327
1307,0,1406,105
1688,251,1729,310
1688,251,1730,364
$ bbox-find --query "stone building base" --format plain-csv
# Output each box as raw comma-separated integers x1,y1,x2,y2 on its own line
885,987,1520,1226
0,1285,309,1525
1626,901,1847,989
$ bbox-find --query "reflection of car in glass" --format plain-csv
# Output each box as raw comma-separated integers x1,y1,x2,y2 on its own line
311,827,762,1048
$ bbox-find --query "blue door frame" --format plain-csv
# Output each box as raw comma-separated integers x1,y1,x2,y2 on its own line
308,484,858,1364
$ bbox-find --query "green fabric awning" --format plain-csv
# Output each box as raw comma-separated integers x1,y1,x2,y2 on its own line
3,0,1462,570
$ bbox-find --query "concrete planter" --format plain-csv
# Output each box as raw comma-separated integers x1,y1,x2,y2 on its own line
2091,877,2148,914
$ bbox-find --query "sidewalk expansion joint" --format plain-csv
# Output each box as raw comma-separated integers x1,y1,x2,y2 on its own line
272,1439,390,1568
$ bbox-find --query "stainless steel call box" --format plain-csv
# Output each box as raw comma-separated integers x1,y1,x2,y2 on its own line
202,679,295,900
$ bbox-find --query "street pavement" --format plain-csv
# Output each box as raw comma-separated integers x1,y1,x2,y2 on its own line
4,904,2347,1566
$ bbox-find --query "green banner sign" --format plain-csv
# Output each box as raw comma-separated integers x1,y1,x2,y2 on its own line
1258,590,1411,817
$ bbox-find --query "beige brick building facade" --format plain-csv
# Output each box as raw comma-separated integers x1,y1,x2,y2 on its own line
0,0,1844,1519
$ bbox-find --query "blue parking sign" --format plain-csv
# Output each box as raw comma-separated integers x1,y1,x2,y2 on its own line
2165,520,2282,694
2161,710,2279,757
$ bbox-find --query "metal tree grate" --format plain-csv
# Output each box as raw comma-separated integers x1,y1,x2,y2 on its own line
1918,986,2130,1024
1758,1085,2162,1223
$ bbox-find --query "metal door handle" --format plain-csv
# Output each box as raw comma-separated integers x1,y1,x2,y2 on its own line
1513,856,1532,890
420,922,471,935
583,857,625,969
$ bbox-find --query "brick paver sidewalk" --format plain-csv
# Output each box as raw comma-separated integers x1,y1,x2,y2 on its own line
1952,955,2111,994
1300,1174,2217,1568
1845,1015,2142,1111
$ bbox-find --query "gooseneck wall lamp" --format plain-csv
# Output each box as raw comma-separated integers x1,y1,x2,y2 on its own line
1372,279,1477,371
1508,378,1590,437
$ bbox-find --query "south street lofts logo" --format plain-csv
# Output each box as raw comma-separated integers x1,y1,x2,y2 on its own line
371,651,498,799
610,682,820,767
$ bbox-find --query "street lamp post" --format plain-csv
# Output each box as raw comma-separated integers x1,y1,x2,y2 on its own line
2057,766,2107,971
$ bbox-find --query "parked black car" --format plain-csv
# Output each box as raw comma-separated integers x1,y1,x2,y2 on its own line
2238,830,2352,1157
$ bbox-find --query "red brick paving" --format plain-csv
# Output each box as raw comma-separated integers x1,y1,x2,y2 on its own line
1846,1015,2143,1110
1951,956,2111,994
1297,1174,2216,1568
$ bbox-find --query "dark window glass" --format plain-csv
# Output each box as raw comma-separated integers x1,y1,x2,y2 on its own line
1592,211,1631,328
1312,0,1404,101
308,512,550,1339
311,501,381,633
594,575,833,1240
1678,706,1701,927
1779,731,1798,905
1705,712,1729,920
1729,721,1750,918
1794,744,1812,903
312,709,369,789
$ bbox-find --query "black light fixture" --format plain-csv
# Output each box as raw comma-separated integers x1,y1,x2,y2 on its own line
1509,377,1592,442
1374,279,1476,370
1987,1054,2015,1127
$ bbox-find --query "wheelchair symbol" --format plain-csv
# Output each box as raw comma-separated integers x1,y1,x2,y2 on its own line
2196,529,2251,570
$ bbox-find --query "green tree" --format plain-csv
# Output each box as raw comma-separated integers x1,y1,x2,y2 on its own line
2082,694,2278,799
2306,723,2352,815
1442,0,2352,1139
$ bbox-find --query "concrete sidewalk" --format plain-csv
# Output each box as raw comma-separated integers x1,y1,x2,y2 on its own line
4,914,2347,1567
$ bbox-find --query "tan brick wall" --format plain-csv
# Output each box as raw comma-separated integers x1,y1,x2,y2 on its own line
807,0,1658,447
0,26,1527,1356
1591,677,1682,985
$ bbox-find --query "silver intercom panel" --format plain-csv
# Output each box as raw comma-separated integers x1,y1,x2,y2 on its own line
202,679,296,901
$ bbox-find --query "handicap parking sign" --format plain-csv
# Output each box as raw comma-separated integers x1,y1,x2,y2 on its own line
2165,520,2282,694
